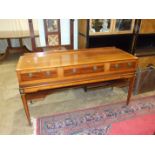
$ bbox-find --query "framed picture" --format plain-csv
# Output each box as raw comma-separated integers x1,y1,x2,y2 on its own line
46,19,59,32
90,19,111,33
115,19,133,31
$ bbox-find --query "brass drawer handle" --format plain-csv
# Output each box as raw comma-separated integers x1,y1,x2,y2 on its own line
128,62,132,67
28,73,33,78
46,71,51,76
93,66,97,71
115,64,119,69
72,68,77,73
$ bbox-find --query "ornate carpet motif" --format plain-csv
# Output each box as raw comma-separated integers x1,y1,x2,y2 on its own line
36,95,155,135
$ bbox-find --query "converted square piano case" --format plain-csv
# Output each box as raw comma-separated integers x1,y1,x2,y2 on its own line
16,47,138,125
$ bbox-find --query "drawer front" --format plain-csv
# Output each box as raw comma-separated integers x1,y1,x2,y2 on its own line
20,70,57,81
110,61,136,72
64,64,104,77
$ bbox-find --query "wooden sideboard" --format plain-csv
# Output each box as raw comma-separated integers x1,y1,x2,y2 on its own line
16,47,138,125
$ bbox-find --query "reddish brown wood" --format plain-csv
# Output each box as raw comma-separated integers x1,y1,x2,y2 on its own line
70,19,74,49
64,64,104,77
127,76,136,105
110,61,136,71
20,92,31,125
16,47,138,125
28,19,36,51
20,70,57,81
44,19,61,46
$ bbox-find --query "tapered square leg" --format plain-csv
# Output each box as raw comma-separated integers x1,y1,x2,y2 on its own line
127,76,135,105
20,91,31,126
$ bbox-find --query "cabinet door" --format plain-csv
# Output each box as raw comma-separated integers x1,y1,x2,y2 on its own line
113,19,135,34
89,19,113,35
140,19,155,34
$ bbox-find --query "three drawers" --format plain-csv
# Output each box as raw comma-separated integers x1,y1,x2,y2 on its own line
19,61,136,82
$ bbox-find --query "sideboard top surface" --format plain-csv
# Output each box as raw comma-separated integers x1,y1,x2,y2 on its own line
16,47,138,71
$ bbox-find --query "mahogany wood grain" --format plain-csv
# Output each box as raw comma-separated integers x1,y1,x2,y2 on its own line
20,70,57,82
16,47,137,70
16,47,138,125
28,19,36,51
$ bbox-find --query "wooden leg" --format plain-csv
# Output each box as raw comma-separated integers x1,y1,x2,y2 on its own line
20,91,31,125
127,76,135,105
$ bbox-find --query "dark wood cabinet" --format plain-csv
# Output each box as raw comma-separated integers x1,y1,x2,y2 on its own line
78,19,155,57
78,19,135,51
139,19,155,34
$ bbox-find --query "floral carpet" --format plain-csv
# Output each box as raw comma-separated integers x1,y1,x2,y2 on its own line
35,95,155,135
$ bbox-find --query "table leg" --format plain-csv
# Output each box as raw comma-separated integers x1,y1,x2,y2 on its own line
127,76,135,105
20,90,31,125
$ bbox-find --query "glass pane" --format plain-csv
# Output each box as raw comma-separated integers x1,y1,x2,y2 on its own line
46,19,58,32
90,19,111,33
115,19,132,31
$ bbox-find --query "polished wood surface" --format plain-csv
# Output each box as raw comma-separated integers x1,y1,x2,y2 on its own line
140,19,155,34
78,34,87,49
78,19,88,36
16,47,137,70
16,47,138,125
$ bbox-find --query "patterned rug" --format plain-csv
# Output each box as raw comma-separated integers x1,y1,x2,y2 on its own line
35,95,155,135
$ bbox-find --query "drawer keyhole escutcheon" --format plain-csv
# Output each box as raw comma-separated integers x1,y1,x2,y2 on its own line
28,73,33,78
